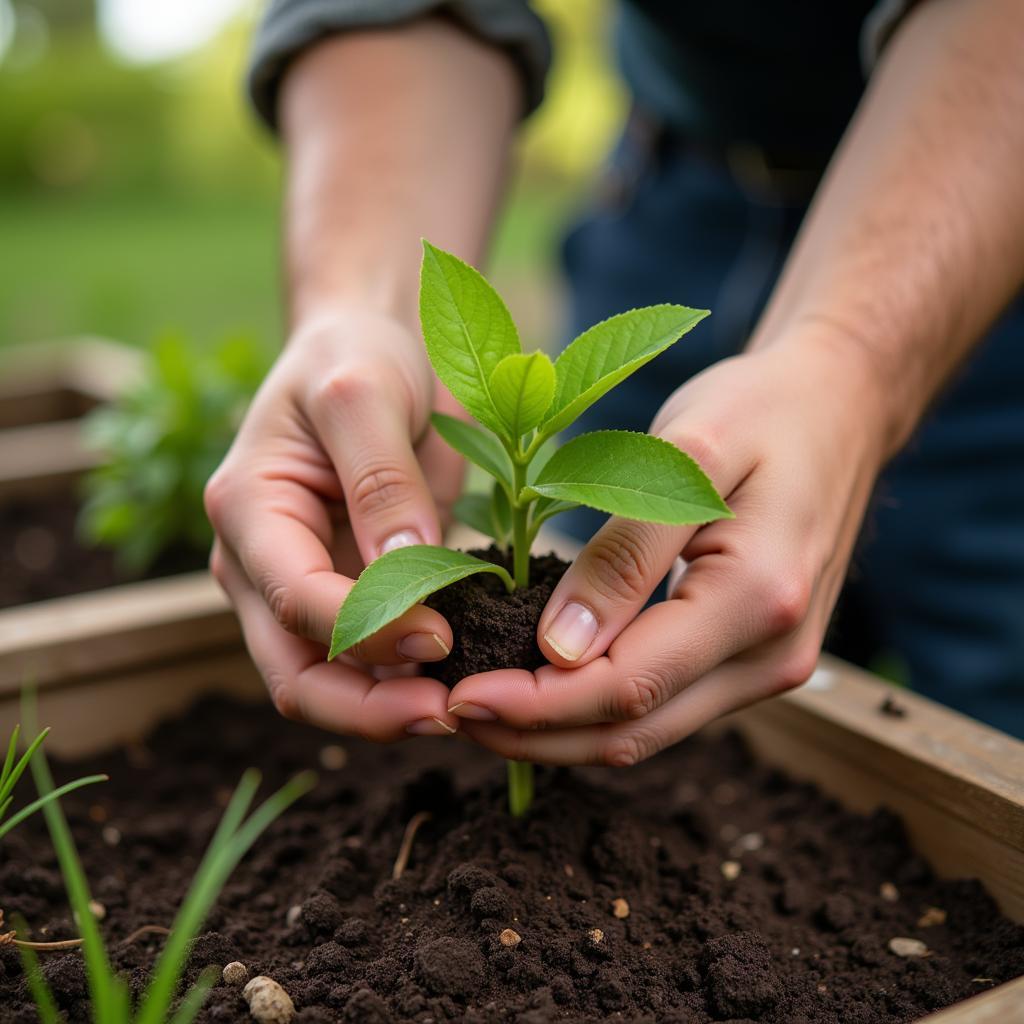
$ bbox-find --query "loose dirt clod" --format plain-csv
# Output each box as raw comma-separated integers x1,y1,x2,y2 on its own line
242,976,295,1023
889,937,930,958
499,928,521,947
917,906,947,927
612,897,630,919
880,881,900,902
721,860,741,881
223,961,249,985
317,744,348,770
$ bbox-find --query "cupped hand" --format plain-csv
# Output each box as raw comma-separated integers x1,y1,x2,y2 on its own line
447,337,890,764
205,308,464,739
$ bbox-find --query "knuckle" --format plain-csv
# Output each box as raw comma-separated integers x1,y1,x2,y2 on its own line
758,573,812,636
620,669,669,720
208,546,227,586
265,671,302,722
601,727,659,768
584,527,656,605
661,423,725,485
771,643,819,694
348,460,415,520
264,579,300,636
313,365,377,410
203,472,230,529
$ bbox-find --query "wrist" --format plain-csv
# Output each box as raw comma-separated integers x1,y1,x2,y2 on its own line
747,314,913,466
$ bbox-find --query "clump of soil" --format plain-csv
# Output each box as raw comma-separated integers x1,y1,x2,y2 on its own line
0,488,207,609
424,548,569,685
2,698,1021,1023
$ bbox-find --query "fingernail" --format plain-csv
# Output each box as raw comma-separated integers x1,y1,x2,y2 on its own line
544,601,598,662
380,530,423,556
406,717,458,736
447,701,498,722
397,632,450,662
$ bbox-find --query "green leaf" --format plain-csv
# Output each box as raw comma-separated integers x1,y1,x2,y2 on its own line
488,351,556,439
330,546,514,657
420,241,520,436
541,305,709,438
523,431,732,525
431,412,513,487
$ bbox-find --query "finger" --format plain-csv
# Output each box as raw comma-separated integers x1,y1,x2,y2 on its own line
451,516,811,729
458,653,800,766
210,500,452,666
308,372,442,562
537,429,752,668
218,550,459,739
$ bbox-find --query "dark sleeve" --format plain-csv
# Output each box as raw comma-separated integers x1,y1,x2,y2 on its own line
247,0,552,132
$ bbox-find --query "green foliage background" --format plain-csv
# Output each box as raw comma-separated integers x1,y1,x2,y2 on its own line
0,0,624,351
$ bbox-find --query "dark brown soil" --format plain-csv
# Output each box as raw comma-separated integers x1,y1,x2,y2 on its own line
424,549,569,686
2,698,1021,1023
0,489,206,609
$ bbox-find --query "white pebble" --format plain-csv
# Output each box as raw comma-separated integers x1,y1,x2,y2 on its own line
889,937,929,958
879,882,900,903
285,905,302,927
243,976,295,1023
101,826,121,846
223,961,248,985
720,860,741,881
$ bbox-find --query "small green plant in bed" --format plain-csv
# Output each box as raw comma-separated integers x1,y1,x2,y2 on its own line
12,704,315,1024
78,331,271,573
331,242,731,816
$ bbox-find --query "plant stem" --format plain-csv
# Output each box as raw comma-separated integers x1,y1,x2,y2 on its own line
510,458,530,590
506,761,534,817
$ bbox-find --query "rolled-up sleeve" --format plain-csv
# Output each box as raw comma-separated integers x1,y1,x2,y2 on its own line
247,0,551,131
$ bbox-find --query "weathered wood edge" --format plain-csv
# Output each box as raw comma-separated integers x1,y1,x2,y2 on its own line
916,976,1024,1022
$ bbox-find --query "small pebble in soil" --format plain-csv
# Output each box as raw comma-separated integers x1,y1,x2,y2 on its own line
243,975,295,1023
285,905,302,928
588,928,604,944
318,744,348,770
223,961,249,985
917,906,947,927
611,898,630,919
101,825,121,846
86,900,106,921
499,928,521,947
880,881,900,902
720,860,741,881
889,937,930,957
563,864,574,877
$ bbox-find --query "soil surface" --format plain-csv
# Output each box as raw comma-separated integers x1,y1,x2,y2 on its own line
425,549,569,686
2,699,1021,1023
0,489,206,609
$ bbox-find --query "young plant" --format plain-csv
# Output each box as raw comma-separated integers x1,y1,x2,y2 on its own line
330,242,732,815
79,331,271,572
0,725,106,843
16,725,315,1024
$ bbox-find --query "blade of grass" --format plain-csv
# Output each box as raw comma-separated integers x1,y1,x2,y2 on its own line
0,795,12,822
2,725,20,787
0,774,108,841
0,727,51,806
26,717,117,1022
14,918,60,1024
137,771,316,1024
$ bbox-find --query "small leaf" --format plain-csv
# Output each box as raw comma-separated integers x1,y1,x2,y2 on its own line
491,480,511,539
454,493,500,542
420,242,520,436
541,305,709,438
330,546,514,657
431,412,513,487
523,431,732,525
488,351,556,439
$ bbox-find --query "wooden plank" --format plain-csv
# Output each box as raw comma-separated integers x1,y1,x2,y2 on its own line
0,420,100,500
0,571,240,693
916,977,1024,1022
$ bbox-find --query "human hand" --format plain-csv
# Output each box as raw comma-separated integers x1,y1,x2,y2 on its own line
205,308,464,739
446,337,890,764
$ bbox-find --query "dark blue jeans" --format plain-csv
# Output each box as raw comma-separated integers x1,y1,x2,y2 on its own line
556,131,1024,737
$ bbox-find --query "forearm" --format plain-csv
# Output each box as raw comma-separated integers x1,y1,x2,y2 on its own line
280,17,520,332
750,0,1024,458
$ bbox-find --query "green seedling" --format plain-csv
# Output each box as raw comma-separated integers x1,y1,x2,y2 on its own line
79,331,271,573
16,711,315,1024
330,241,731,816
